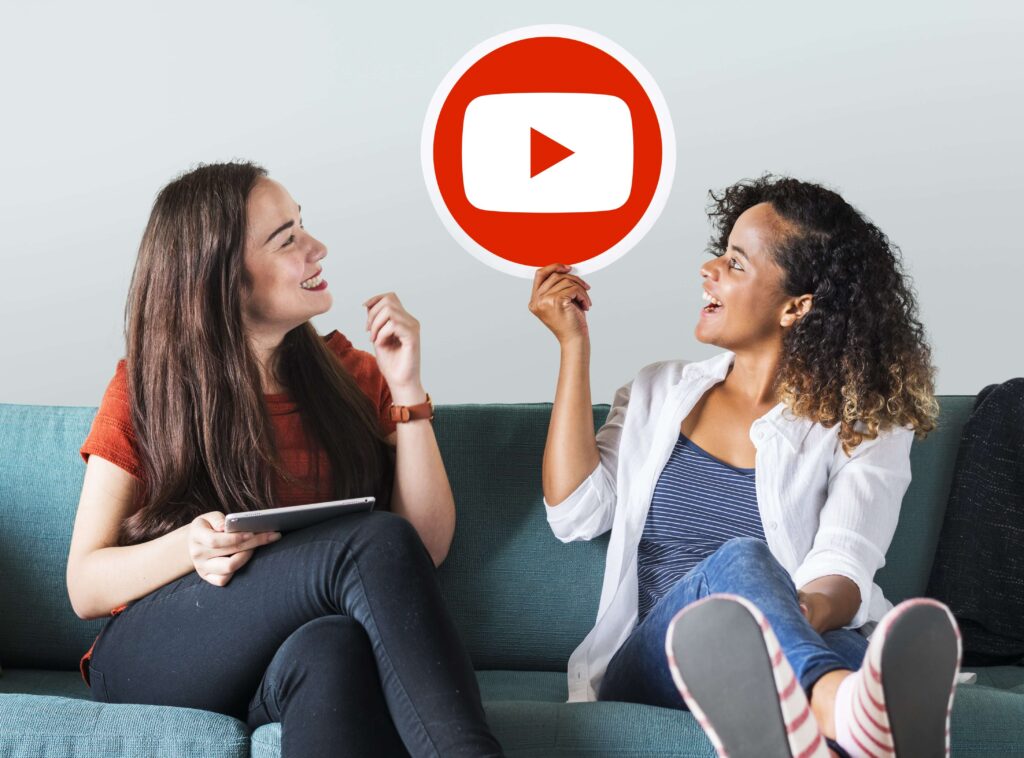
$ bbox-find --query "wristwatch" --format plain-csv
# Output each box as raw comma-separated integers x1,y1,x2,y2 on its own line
389,393,434,423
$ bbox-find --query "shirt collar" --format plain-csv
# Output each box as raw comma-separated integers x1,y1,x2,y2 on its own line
680,350,816,453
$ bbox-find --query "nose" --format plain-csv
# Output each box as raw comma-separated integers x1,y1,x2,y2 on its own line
307,232,327,261
700,260,719,282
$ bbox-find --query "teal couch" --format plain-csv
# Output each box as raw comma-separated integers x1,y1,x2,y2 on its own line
1,398,1023,757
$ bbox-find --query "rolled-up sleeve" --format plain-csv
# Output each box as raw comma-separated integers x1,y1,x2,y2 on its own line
792,424,915,628
545,379,632,543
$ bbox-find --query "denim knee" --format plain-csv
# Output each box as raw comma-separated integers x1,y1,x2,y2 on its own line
711,537,775,568
704,532,790,585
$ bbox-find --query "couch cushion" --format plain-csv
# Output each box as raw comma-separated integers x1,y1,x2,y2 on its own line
0,695,248,758
0,670,250,757
252,670,717,758
5,668,1023,758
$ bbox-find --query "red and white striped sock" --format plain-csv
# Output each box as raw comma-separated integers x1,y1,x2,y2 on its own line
764,628,830,758
833,598,960,758
833,664,894,758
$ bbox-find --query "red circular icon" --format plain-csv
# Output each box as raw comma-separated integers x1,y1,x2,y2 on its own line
422,25,676,277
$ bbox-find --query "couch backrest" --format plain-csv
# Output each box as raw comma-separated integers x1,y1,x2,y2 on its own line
0,398,973,671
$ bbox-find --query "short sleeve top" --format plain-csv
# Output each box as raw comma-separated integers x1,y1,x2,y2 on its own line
79,330,397,506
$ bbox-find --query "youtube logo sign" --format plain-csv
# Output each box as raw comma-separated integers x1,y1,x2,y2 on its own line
462,93,633,213
422,25,676,276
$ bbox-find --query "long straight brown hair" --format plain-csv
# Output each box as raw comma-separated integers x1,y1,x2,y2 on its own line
118,161,392,546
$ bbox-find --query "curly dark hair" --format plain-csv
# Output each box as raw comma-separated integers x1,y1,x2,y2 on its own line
706,174,939,456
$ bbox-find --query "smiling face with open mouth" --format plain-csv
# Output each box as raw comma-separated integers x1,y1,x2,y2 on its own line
695,202,813,351
242,178,332,336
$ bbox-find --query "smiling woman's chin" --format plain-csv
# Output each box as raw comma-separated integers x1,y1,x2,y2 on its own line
694,330,716,346
303,290,333,311
694,318,721,346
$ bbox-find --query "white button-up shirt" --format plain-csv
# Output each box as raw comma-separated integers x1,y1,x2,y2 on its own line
545,350,915,702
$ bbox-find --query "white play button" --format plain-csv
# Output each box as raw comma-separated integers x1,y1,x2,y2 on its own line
461,92,634,213
531,128,575,178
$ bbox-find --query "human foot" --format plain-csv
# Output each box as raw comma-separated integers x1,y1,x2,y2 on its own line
666,593,829,758
832,598,961,757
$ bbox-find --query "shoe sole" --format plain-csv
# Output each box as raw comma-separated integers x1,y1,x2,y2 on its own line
879,601,961,757
666,594,826,758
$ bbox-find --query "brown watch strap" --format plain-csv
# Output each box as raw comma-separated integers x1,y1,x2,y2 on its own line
389,393,434,423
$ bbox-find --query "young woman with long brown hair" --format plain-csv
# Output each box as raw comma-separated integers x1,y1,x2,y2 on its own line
529,175,962,758
67,161,503,757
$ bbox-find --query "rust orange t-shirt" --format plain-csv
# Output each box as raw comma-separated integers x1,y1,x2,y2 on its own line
76,330,396,684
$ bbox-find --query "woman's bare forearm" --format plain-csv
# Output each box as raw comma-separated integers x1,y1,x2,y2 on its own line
543,337,600,506
67,525,193,620
388,412,456,567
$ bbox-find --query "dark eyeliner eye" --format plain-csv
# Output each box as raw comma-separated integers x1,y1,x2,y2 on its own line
282,234,295,247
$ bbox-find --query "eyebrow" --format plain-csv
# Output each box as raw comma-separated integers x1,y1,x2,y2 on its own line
264,204,302,244
729,244,750,261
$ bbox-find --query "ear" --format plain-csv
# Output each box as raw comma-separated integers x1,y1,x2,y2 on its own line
780,294,813,328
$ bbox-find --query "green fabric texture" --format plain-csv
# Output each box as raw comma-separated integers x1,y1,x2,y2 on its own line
874,398,974,602
0,692,249,758
433,404,610,670
0,405,106,669
5,668,1024,757
2,398,1023,757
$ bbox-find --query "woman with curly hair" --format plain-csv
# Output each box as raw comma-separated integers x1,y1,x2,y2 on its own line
528,175,961,758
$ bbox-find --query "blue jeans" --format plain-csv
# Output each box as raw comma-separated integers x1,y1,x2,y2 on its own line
598,537,868,709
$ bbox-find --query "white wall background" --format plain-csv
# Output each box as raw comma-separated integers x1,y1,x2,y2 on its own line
1,0,1021,406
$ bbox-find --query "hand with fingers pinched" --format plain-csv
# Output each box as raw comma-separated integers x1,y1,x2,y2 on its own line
527,263,593,345
188,511,282,587
363,292,425,404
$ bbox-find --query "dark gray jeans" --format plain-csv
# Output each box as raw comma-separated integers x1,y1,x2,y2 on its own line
88,511,503,758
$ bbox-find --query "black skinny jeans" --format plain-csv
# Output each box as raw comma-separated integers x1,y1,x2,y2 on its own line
87,511,504,758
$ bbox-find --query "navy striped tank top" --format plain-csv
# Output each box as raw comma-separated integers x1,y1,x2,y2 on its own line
636,432,765,622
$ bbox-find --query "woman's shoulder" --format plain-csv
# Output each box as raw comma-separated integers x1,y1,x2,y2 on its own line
323,329,371,365
80,358,141,477
631,352,728,388
610,359,694,409
100,358,131,409
323,330,384,384
321,330,393,430
635,358,690,382
323,329,353,354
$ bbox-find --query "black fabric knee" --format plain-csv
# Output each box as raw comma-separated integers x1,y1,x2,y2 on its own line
247,615,408,758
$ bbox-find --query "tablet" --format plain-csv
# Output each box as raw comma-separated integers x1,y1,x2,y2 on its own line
223,496,375,533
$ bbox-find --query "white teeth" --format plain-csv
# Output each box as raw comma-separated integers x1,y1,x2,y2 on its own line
300,272,323,289
701,291,723,306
